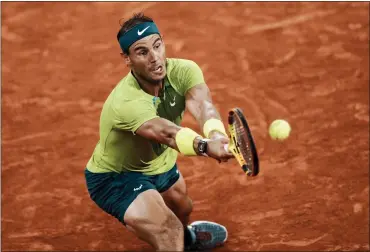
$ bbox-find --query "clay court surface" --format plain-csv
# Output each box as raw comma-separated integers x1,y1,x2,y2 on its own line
1,2,369,251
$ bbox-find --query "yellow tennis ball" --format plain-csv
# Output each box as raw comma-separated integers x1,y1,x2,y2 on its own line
269,119,291,140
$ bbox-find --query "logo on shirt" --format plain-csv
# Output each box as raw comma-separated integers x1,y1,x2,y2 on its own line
170,96,176,107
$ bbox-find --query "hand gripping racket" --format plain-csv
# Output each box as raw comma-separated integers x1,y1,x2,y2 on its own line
224,108,259,176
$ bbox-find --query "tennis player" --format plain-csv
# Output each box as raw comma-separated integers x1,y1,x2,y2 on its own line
85,13,234,251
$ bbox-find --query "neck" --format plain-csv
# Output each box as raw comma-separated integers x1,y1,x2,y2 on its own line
132,71,163,97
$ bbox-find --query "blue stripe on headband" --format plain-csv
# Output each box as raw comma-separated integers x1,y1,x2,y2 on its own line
118,22,160,53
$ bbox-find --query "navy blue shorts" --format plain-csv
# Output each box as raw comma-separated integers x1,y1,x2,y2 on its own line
84,164,180,225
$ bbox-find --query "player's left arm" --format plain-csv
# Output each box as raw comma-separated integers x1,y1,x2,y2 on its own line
185,83,228,140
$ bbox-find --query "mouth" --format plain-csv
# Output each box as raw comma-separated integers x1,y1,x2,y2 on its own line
151,65,163,74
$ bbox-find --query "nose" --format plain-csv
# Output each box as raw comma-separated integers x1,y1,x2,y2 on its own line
148,49,159,63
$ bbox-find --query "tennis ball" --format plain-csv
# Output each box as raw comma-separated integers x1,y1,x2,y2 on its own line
269,119,291,140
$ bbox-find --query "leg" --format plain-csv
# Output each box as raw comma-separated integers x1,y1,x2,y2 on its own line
159,167,228,250
160,172,196,249
124,189,184,251
161,173,193,226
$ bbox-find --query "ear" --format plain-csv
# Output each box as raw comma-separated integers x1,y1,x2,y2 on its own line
121,52,131,67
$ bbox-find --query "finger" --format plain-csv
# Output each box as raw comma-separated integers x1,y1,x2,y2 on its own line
220,149,234,159
218,158,228,163
225,153,235,159
220,138,230,144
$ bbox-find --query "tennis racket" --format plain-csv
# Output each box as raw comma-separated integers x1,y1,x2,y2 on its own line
224,108,259,176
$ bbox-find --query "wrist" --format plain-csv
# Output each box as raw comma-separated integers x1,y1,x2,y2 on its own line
209,130,227,140
193,136,202,155
175,128,201,156
203,118,227,138
193,137,209,156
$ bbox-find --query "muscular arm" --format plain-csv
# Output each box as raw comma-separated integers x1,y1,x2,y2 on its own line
135,90,232,160
185,84,226,139
136,84,223,151
135,118,204,154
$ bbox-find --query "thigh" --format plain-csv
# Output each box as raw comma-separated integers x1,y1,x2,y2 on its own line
161,172,187,204
160,171,193,221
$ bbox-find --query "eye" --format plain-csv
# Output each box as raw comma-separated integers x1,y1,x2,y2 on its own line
154,43,161,49
139,50,148,56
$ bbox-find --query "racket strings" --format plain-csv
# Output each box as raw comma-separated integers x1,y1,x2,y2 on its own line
234,117,253,165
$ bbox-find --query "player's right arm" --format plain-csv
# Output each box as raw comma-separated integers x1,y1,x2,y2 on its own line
135,118,232,161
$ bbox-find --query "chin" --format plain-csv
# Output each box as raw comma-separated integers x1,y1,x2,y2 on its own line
150,71,166,82
150,77,165,84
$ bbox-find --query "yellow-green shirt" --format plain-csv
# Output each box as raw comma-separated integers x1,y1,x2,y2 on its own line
86,58,205,175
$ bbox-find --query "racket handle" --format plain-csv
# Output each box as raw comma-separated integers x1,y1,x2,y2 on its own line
224,144,229,152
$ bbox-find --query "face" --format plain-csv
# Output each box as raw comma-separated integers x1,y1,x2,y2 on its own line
123,34,166,84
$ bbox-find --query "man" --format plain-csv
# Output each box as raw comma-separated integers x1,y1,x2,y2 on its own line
85,13,234,251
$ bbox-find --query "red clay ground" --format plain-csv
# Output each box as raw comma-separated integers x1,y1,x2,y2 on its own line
2,2,369,251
